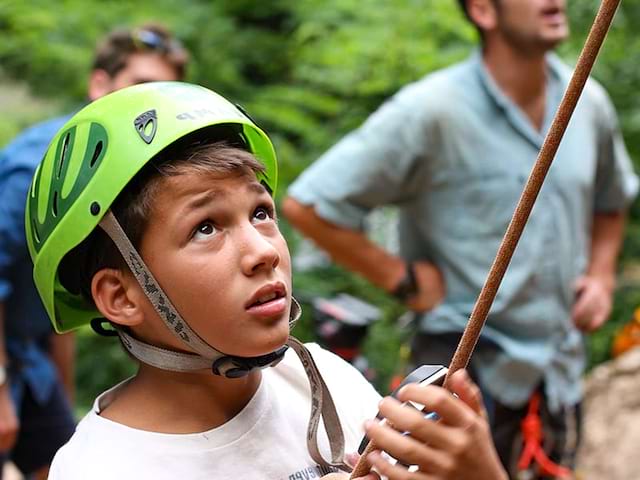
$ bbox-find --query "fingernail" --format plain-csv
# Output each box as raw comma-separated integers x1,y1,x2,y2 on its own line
396,385,408,399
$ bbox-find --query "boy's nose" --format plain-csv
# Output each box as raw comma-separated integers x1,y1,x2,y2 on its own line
238,226,280,275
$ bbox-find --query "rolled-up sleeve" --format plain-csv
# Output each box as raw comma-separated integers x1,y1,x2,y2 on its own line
288,84,431,230
593,91,638,212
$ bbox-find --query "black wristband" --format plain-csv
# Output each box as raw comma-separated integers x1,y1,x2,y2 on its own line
391,262,418,302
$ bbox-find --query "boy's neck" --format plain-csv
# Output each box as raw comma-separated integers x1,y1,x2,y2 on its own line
100,365,263,433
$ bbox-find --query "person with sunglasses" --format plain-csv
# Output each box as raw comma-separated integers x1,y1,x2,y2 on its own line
0,22,188,480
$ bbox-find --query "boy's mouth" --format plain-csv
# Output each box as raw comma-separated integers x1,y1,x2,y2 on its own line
246,282,287,309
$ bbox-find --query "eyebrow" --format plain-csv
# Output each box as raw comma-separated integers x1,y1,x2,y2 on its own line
179,181,268,213
182,190,221,212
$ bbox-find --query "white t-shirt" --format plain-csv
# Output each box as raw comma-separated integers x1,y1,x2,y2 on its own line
49,343,381,480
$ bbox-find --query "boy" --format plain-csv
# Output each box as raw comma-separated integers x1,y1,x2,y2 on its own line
26,82,506,479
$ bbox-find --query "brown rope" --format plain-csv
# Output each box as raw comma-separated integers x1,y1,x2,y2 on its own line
350,1,621,477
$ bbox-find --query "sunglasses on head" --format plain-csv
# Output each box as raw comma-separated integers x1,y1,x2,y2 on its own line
132,28,183,55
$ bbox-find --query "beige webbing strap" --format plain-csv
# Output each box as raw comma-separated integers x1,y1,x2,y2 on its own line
287,337,352,472
351,1,621,477
117,328,212,371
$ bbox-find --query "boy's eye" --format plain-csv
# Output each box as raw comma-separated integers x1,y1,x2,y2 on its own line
253,206,274,223
193,221,217,240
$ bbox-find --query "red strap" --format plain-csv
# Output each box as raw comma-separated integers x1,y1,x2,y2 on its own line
331,347,359,362
517,392,572,478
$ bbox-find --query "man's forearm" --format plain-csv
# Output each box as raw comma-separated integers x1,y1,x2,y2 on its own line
588,211,626,290
282,198,405,292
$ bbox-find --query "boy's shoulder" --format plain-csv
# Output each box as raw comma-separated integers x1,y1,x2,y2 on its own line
270,342,379,401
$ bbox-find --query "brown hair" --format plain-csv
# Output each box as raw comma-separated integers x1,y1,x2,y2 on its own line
92,23,189,79
458,0,498,38
59,139,265,303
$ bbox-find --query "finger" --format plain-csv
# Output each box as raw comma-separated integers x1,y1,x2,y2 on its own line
447,370,486,418
367,451,434,480
345,452,361,468
364,417,452,472
571,290,594,327
573,276,588,293
397,384,477,429
353,473,381,480
375,396,458,452
584,309,608,332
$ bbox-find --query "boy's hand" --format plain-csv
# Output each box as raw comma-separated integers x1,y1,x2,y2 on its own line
363,370,507,480
320,474,378,480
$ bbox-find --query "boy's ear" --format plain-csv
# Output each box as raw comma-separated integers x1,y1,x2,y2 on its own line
91,268,145,327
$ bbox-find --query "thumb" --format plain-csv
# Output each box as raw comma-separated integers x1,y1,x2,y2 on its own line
574,276,588,294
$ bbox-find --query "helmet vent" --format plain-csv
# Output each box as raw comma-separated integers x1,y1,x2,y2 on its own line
31,219,41,243
57,132,71,179
52,191,59,217
90,141,103,168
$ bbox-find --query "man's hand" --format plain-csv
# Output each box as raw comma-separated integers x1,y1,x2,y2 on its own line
406,261,446,312
572,275,614,332
0,384,18,452
362,370,507,480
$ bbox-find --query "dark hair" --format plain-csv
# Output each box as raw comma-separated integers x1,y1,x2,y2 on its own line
92,23,189,79
457,0,498,36
59,136,265,303
458,0,472,22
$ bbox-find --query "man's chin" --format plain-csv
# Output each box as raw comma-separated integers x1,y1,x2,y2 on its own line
542,28,569,48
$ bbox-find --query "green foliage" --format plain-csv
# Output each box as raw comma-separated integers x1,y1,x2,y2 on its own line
2,0,640,409
74,328,136,412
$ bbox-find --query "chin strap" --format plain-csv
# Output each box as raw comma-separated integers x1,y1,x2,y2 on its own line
98,210,350,471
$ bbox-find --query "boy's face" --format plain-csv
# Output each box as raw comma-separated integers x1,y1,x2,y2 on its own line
132,170,292,359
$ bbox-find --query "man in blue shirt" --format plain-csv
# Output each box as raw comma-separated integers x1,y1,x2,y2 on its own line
0,23,188,479
283,0,637,477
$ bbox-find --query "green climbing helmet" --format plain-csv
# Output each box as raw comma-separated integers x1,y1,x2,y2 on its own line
26,82,278,333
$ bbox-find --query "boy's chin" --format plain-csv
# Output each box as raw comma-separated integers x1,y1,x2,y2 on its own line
238,330,290,359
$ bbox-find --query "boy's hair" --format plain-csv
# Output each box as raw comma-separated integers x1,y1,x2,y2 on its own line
59,140,265,304
92,23,189,79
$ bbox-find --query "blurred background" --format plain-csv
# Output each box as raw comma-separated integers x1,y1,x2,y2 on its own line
1,0,639,413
